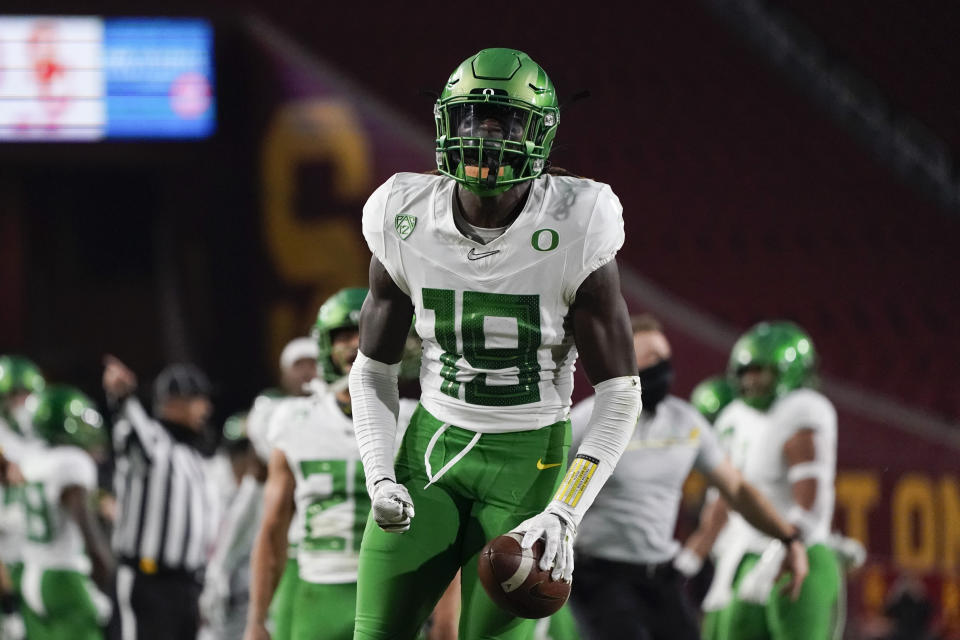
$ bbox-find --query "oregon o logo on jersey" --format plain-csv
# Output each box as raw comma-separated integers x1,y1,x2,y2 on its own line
531,228,559,252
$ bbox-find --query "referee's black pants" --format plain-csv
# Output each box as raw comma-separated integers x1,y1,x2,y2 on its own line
112,563,201,640
569,553,701,640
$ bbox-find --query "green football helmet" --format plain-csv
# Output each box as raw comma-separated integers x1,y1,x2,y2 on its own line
690,376,735,423
435,48,559,196
0,355,45,396
31,384,106,450
314,288,367,382
727,321,817,410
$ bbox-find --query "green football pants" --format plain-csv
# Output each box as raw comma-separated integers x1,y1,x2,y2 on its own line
20,568,102,640
700,610,720,640
354,404,570,640
712,544,842,640
270,556,300,640
291,579,357,640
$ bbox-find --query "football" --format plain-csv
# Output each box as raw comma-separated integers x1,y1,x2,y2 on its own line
477,532,571,619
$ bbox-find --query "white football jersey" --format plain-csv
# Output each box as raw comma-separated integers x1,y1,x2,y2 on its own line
709,400,765,560
363,172,625,433
270,392,417,584
715,389,837,552
18,444,97,573
0,419,31,565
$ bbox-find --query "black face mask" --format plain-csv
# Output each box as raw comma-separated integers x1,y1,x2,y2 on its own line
638,359,674,412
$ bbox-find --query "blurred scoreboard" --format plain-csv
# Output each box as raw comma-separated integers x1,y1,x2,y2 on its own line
0,16,215,140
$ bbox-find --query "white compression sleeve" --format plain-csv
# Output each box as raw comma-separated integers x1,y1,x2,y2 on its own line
349,351,402,497
550,375,642,527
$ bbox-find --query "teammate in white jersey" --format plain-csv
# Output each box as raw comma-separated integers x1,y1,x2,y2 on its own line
247,289,436,640
697,321,844,640
0,355,45,639
16,385,114,640
349,48,643,639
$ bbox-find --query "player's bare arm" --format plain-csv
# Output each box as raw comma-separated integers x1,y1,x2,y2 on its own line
357,256,415,364
682,494,729,564
63,484,115,590
707,460,797,542
707,460,808,598
570,261,636,384
245,448,295,640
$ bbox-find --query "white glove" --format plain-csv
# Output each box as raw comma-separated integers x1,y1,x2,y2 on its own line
827,533,866,570
0,613,25,640
372,479,415,533
199,570,229,628
511,504,576,582
672,547,704,578
737,540,785,604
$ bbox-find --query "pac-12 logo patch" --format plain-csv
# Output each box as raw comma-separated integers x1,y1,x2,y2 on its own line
395,214,417,240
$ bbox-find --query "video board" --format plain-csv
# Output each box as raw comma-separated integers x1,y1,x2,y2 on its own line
0,16,215,140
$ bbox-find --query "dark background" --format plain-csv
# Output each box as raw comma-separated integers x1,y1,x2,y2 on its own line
2,2,960,636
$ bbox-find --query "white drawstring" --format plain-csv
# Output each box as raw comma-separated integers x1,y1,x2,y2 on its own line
423,423,482,490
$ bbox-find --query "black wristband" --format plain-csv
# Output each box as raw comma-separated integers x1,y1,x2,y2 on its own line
779,529,802,545
1,592,16,614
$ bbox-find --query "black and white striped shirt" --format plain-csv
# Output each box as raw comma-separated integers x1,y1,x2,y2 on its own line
111,397,216,576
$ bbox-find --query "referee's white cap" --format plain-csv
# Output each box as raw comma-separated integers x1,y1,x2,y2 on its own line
280,337,319,370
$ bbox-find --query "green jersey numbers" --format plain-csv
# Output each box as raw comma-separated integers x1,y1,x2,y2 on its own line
299,459,369,553
423,288,542,407
22,481,54,543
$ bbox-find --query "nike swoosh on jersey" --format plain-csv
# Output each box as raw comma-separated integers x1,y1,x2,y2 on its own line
536,459,562,470
467,247,501,260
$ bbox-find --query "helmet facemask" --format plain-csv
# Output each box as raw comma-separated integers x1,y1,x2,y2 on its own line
434,49,559,197
314,288,367,383
436,96,557,196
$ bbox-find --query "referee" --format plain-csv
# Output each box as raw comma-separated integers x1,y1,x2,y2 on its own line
568,315,808,640
103,355,218,640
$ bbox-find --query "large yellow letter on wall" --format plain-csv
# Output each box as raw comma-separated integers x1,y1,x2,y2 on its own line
834,471,879,548
941,476,960,571
261,100,373,362
892,474,936,571
262,100,372,287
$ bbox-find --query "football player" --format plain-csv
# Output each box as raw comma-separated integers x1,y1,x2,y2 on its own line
685,375,737,639
350,48,642,639
16,385,114,640
201,413,262,640
225,337,319,640
701,322,843,640
0,355,45,640
245,288,420,640
0,355,45,448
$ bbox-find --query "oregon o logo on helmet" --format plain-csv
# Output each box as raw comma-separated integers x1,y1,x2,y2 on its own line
531,229,559,252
